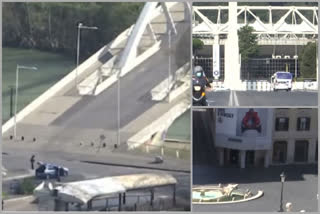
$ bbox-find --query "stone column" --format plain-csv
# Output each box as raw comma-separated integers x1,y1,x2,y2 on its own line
308,139,317,163
287,139,295,164
240,150,246,168
264,150,270,168
218,148,224,166
224,2,241,90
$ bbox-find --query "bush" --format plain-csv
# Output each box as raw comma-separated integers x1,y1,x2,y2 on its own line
20,178,35,195
2,191,8,200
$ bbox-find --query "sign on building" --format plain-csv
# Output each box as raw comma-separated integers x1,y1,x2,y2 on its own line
212,42,220,79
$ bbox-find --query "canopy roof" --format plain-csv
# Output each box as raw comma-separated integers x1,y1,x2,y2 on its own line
53,173,177,204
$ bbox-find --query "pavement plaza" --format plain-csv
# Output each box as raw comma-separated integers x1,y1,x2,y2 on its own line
193,164,318,212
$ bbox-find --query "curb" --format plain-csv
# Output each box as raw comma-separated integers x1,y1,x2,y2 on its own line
4,195,34,203
3,172,34,182
80,160,190,174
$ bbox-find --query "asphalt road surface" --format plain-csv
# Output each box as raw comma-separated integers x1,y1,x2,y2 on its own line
3,147,190,211
52,49,173,130
206,90,317,107
51,17,190,131
192,164,318,212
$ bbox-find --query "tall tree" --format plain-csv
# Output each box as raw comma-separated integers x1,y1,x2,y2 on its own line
238,25,259,62
299,42,317,79
2,2,143,59
192,38,204,56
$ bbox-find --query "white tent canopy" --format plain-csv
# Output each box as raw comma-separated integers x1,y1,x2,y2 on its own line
34,173,177,205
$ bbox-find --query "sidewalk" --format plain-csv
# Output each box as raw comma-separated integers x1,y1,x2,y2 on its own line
3,196,37,211
3,169,34,182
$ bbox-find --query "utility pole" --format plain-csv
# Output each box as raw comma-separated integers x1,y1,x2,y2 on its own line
9,86,14,118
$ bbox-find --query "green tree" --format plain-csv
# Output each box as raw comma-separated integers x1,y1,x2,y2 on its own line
193,38,204,56
2,2,143,59
299,42,317,79
238,25,258,62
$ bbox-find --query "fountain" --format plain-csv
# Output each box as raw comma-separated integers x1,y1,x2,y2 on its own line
192,184,263,204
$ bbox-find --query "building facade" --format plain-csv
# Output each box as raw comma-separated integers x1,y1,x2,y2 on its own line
271,108,318,165
214,108,317,168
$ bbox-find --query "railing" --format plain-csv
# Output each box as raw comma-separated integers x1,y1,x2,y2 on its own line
133,143,190,160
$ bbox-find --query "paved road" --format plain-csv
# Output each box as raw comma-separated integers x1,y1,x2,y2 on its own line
51,15,190,132
206,90,317,107
53,49,172,129
192,164,318,212
3,146,191,211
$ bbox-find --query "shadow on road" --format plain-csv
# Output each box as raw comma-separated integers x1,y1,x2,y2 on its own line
193,164,318,185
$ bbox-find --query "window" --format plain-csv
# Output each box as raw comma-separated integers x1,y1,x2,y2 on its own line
275,117,289,131
297,117,311,131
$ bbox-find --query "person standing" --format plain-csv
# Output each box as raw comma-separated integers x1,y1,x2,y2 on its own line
56,167,61,182
30,155,35,170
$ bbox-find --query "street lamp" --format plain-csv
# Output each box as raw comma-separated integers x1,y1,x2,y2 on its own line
9,86,14,118
168,29,172,102
76,23,98,87
14,65,38,139
279,171,286,212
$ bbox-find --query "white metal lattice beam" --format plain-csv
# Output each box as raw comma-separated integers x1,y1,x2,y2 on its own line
193,5,318,37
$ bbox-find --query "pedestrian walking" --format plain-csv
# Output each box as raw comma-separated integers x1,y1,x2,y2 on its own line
30,155,35,170
56,167,61,182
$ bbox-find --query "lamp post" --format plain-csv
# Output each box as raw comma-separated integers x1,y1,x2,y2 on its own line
9,86,14,118
117,68,121,148
14,65,38,139
76,23,98,87
168,29,172,102
279,171,286,212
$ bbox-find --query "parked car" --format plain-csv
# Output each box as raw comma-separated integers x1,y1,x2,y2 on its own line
35,162,69,179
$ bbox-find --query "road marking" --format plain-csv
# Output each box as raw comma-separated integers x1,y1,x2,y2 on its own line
3,172,34,182
207,100,215,102
207,100,215,106
233,91,239,106
4,195,34,202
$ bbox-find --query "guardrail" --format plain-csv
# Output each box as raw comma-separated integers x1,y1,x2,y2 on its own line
211,80,318,91
133,143,190,160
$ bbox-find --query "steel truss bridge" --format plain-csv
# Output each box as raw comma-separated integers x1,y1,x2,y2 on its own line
193,5,318,45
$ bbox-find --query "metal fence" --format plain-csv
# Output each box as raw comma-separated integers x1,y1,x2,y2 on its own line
134,143,190,160
193,57,225,81
194,57,300,81
241,58,300,80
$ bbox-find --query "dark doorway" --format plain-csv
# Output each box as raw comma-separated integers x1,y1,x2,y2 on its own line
224,148,228,165
230,150,239,165
294,140,309,162
246,150,255,166
273,141,287,163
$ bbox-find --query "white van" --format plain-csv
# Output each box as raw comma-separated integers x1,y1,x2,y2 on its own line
271,71,293,91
